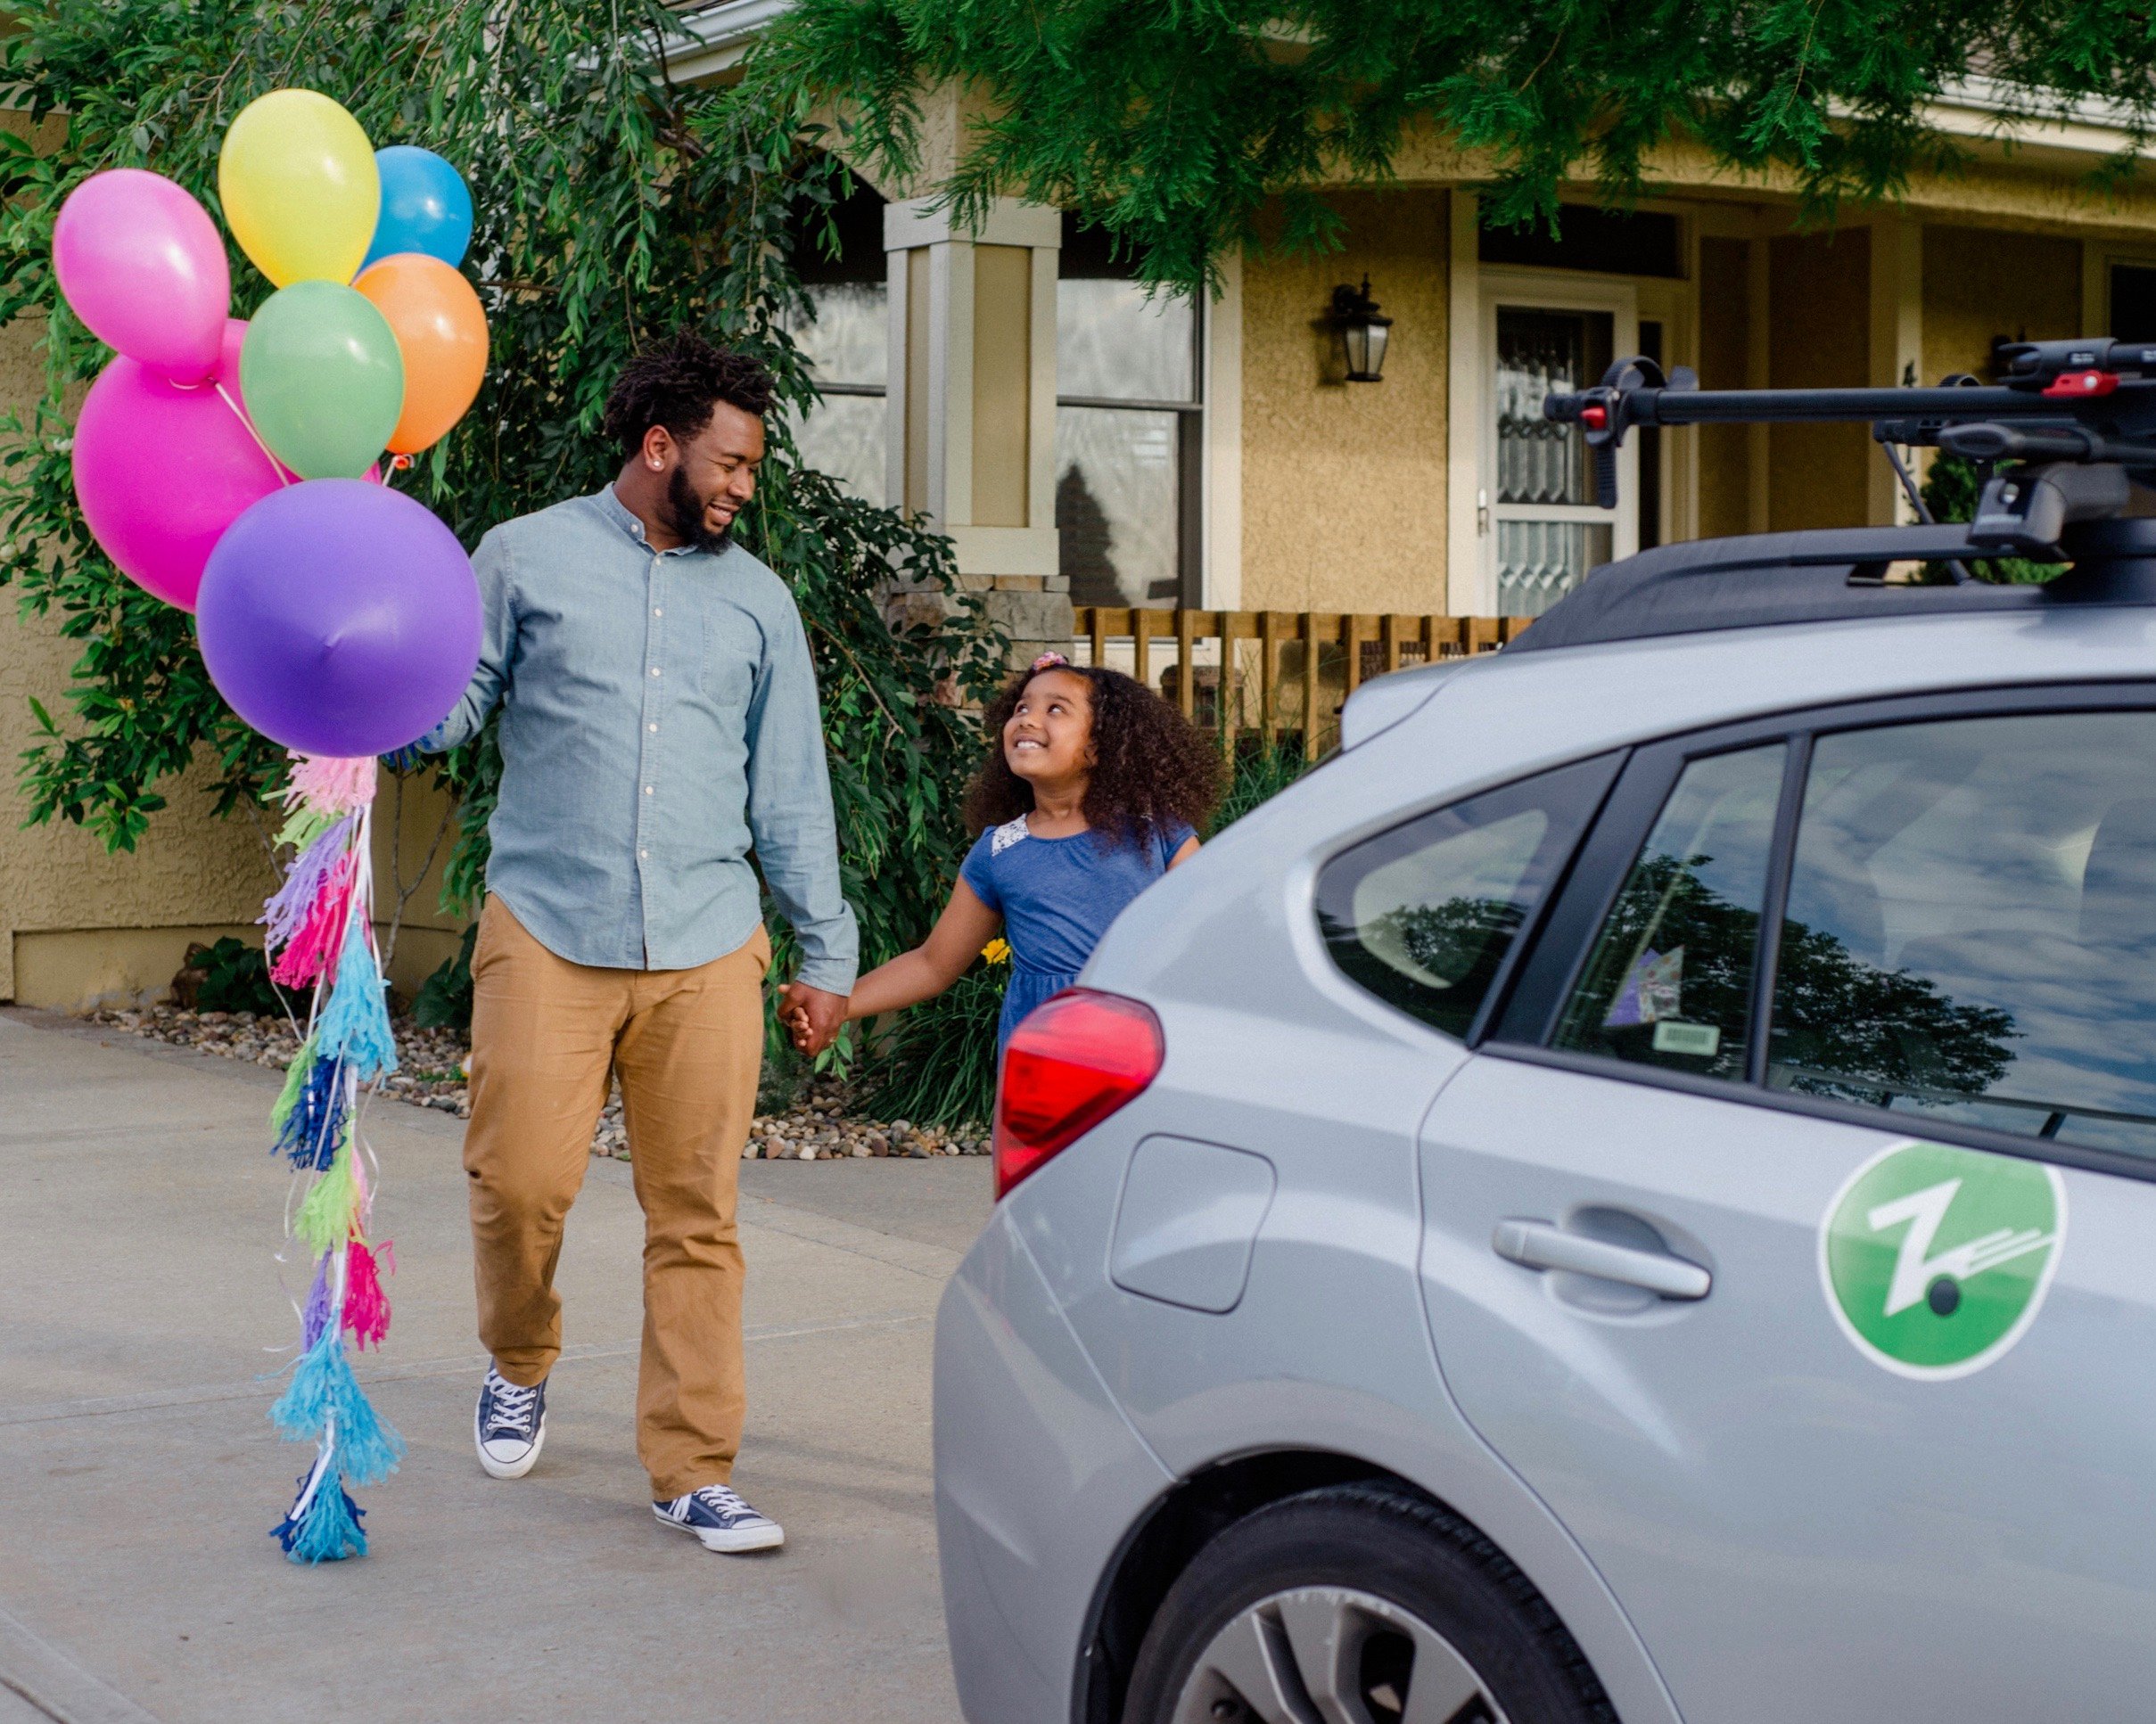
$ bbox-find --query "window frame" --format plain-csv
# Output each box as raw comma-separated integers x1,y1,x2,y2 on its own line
1474,678,2156,1186
1053,277,1206,607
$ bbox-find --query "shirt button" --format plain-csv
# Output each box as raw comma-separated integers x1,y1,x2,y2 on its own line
650,666,662,677
644,784,654,795
638,849,649,860
653,607,662,617
647,722,658,733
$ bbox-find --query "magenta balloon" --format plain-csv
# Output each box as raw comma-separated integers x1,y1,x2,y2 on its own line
196,480,481,757
53,169,230,382
71,319,284,612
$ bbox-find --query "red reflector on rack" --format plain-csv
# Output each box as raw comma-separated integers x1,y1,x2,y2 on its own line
2042,369,2119,398
1581,404,1609,429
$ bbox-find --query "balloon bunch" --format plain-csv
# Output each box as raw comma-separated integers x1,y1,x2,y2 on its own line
52,90,490,1564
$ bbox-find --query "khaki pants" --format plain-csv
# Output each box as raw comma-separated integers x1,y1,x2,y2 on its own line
464,895,769,1499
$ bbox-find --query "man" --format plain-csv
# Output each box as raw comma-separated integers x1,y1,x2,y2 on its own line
422,332,854,1554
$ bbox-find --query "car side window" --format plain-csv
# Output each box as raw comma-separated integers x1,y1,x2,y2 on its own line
1768,710,2156,1161
1553,743,1786,1080
1316,756,1616,1039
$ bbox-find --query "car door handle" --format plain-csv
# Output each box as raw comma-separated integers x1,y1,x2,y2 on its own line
1492,1219,1712,1300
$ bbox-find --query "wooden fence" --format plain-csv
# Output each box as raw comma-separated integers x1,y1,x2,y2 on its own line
1072,608,1534,760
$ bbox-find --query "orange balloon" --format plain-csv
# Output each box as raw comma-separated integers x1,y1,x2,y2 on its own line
352,253,487,454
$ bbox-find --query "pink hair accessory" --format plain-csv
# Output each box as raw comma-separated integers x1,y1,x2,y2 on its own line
1031,651,1071,671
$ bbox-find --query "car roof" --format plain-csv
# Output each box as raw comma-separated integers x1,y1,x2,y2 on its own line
1504,519,2156,656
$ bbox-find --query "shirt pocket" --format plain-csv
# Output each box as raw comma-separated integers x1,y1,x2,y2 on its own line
694,600,761,713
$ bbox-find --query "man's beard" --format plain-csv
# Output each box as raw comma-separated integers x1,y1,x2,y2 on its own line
663,464,734,554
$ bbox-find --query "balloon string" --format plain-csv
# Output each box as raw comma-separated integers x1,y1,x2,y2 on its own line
214,382,295,488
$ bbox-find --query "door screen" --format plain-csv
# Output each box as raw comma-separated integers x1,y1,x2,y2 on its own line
1493,308,1615,616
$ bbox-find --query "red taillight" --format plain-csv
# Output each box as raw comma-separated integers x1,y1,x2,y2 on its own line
1581,403,1609,430
992,989,1164,1199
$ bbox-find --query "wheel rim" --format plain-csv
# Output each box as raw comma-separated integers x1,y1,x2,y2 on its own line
1170,1584,1508,1724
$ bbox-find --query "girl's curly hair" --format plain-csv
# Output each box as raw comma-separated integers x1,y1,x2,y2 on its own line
964,662,1222,843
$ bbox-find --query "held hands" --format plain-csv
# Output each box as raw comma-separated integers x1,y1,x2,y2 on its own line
779,981,848,1056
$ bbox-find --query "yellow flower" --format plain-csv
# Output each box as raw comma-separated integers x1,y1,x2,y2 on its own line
981,939,1011,965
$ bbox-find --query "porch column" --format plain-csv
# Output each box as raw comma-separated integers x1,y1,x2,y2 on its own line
1868,212,1925,524
885,197,1071,663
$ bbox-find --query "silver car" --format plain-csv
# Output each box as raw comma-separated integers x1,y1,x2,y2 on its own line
933,505,2156,1721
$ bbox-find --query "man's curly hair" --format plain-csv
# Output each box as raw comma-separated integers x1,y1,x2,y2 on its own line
964,662,1222,844
601,331,775,458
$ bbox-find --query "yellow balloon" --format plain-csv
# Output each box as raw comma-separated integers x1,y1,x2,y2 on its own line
218,90,379,287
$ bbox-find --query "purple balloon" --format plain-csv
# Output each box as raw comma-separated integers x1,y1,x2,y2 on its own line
53,169,230,382
196,480,480,757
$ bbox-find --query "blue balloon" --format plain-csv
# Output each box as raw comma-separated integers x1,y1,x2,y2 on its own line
358,145,473,273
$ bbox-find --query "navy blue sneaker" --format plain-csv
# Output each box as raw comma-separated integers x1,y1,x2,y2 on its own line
653,1483,785,1553
474,1364,547,1479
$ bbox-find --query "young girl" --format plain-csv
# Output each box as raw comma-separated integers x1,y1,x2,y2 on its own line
788,652,1221,1055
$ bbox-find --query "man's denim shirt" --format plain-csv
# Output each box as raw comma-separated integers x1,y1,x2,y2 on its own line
422,486,859,992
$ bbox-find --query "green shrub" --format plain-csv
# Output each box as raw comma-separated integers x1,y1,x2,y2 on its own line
1211,737,1313,833
412,924,478,1031
860,951,1009,1129
178,937,297,1018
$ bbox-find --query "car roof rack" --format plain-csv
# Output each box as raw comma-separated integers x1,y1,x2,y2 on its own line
1510,338,2156,653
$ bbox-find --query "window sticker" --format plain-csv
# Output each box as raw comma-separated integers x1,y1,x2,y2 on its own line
1650,1021,1720,1057
1817,1139,2066,1381
1605,946,1683,1027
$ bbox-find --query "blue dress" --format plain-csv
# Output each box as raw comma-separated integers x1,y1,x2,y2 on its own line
959,815,1195,1051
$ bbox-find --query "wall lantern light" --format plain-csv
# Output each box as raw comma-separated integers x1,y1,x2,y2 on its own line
1330,276,1393,382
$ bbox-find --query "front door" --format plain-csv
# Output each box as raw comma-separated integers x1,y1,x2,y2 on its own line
1480,275,1637,617
1418,701,2156,1721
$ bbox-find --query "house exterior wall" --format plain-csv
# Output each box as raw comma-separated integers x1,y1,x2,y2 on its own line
1767,226,1872,532
1921,222,2085,382
1239,188,1452,614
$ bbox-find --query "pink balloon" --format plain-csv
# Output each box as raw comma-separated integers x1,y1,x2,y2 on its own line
71,319,287,611
53,168,230,382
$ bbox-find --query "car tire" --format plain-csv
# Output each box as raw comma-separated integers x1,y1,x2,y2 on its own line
1121,1482,1614,1724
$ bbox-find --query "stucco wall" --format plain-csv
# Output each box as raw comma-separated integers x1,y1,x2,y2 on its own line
1921,223,2083,384
1767,227,1872,532
1239,189,1451,614
1695,235,1753,539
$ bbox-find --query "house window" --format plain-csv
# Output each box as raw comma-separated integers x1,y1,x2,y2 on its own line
1056,218,1203,607
786,169,887,504
2111,263,2156,343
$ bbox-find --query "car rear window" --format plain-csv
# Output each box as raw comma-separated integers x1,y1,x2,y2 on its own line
1768,710,2156,1161
1316,757,1615,1039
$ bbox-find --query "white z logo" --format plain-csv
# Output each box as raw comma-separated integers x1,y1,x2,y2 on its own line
1865,1178,2057,1318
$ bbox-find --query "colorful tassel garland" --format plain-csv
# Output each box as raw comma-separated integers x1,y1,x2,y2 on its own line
261,815,354,955
293,1138,357,1257
269,1031,316,1139
270,850,357,989
285,754,377,815
300,1252,333,1350
276,802,342,852
316,921,399,1081
259,749,401,1562
343,1242,391,1351
273,1460,367,1564
269,1326,406,1486
273,1052,347,1172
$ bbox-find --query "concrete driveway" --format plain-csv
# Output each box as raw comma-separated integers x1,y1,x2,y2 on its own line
0,1008,991,1724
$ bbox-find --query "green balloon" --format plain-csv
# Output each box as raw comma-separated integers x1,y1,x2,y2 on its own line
240,281,405,480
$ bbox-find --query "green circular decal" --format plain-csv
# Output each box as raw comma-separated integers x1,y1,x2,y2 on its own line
1818,1140,2066,1380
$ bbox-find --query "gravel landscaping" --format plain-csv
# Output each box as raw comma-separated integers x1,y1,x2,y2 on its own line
86,1005,992,1161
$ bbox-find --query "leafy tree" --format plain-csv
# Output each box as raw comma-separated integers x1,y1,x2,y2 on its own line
0,0,1001,982
754,0,2156,293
